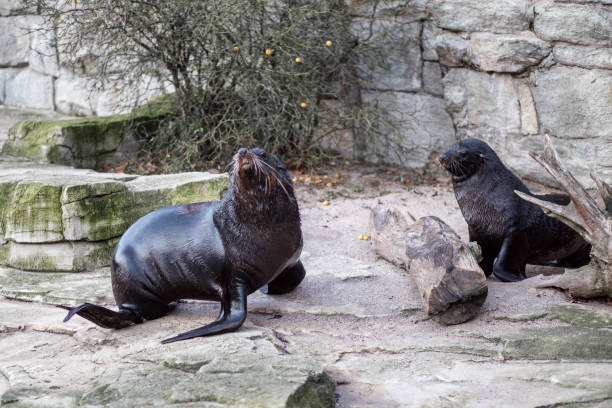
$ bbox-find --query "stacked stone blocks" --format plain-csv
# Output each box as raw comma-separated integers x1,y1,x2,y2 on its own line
0,158,230,271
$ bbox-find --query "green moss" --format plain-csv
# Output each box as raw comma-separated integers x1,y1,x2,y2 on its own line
0,181,17,235
62,175,228,242
0,242,8,265
61,181,128,204
286,372,336,408
501,327,612,360
77,238,120,270
10,253,59,271
3,182,64,242
79,384,122,406
163,359,211,373
547,304,612,329
2,95,178,167
171,175,230,205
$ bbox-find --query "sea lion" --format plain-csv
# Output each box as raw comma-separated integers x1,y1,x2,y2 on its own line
439,138,591,282
61,147,305,343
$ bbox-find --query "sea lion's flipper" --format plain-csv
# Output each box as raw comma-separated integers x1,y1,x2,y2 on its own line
260,261,306,295
493,234,528,282
59,303,141,329
161,280,248,344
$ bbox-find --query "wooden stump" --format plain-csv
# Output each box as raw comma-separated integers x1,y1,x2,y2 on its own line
515,134,612,298
370,209,487,324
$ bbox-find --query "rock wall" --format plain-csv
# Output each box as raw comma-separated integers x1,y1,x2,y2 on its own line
0,1,147,116
0,0,610,186
353,0,611,187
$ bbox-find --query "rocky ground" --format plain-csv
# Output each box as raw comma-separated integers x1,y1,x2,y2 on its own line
0,111,611,407
1,165,611,407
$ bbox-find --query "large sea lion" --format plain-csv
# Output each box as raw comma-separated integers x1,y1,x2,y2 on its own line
61,147,305,343
439,138,591,282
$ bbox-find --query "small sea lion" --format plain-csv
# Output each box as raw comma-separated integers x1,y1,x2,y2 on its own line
61,147,305,343
439,138,590,282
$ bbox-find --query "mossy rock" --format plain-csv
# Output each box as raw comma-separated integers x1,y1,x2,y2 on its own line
501,326,612,360
0,153,229,271
2,182,64,243
2,94,178,168
62,173,230,242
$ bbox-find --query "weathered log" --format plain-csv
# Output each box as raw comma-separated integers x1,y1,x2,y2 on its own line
515,134,612,298
370,209,488,324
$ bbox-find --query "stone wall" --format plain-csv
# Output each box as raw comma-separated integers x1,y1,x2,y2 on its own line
1,0,610,186
353,0,611,188
0,1,136,116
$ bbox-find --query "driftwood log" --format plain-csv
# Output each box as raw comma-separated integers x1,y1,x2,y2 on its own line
370,209,488,324
515,135,611,298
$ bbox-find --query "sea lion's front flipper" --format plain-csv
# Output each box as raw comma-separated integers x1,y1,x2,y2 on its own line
260,260,306,295
492,234,528,282
161,280,248,344
59,303,141,329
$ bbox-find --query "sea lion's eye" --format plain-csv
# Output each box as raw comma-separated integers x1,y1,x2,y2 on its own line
255,150,267,158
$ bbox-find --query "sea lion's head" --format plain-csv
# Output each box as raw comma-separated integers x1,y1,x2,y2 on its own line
439,138,499,183
230,147,296,206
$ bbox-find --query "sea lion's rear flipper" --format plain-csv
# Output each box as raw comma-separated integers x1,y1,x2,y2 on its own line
161,280,248,344
260,260,306,295
59,303,141,329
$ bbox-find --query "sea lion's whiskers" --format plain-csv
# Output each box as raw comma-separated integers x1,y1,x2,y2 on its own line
259,160,293,202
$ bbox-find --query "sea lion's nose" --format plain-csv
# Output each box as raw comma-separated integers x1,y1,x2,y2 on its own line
238,148,247,157
438,153,447,164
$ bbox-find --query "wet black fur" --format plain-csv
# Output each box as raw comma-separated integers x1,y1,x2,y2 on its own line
439,138,591,282
61,148,305,343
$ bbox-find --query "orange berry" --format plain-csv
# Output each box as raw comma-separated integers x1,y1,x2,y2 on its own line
323,200,329,206
326,182,332,187
332,180,337,184
334,173,340,178
233,46,239,51
364,236,370,241
326,40,333,47
300,102,307,108
358,234,364,240
295,57,302,63
323,175,328,179
329,162,335,166
265,48,272,55
292,177,298,183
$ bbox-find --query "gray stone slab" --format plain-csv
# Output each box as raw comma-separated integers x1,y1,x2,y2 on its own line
422,61,444,97
530,66,612,138
0,16,29,66
4,69,54,110
428,0,530,34
534,3,612,45
363,91,455,167
471,32,551,73
553,45,612,70
351,19,422,92
443,68,521,133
